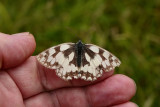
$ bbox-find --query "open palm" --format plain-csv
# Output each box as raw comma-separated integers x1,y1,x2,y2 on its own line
0,32,137,107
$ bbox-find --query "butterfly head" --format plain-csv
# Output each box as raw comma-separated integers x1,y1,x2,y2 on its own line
76,40,84,47
77,40,83,44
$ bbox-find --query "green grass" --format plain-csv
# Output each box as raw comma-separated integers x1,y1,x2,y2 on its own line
0,0,160,106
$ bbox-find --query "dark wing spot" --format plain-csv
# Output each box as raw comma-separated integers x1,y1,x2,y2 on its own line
84,46,96,59
52,46,60,58
82,53,90,66
55,46,60,52
43,50,49,59
109,54,113,63
69,55,77,66
63,48,74,58
98,49,106,60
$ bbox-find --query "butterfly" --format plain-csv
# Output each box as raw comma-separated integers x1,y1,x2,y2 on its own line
36,40,121,81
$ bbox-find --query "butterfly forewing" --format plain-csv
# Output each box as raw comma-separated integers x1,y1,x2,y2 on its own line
36,42,121,81
37,43,74,69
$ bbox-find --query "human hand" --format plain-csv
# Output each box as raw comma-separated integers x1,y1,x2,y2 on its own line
0,32,137,107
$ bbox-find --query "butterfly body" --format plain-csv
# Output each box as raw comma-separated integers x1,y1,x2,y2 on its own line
37,40,121,81
75,40,84,67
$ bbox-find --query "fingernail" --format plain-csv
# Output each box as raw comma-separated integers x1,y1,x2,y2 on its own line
12,32,30,36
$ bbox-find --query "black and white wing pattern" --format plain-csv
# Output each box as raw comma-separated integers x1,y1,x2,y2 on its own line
36,40,121,81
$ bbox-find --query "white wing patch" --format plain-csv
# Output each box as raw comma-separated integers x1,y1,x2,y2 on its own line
60,44,70,51
37,42,121,81
89,46,99,53
69,52,74,61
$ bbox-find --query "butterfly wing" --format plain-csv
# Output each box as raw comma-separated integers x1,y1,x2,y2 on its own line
37,43,82,80
79,44,121,81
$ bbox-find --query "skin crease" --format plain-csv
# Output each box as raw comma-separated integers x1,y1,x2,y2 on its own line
0,32,138,107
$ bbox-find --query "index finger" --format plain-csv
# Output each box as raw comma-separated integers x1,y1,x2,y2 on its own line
0,32,36,69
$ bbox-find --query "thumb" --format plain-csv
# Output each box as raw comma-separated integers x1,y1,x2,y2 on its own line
0,32,36,69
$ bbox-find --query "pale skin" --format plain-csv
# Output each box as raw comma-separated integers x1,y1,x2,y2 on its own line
0,32,137,107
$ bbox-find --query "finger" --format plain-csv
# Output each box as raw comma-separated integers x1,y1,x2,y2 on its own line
86,74,136,106
25,97,138,107
8,56,114,99
0,71,25,107
8,57,44,99
0,32,36,69
24,93,55,107
24,74,136,107
111,102,138,107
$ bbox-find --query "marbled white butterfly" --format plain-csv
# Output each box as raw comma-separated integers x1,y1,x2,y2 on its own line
36,40,121,81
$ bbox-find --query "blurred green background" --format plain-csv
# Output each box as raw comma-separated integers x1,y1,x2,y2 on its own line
0,0,160,106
